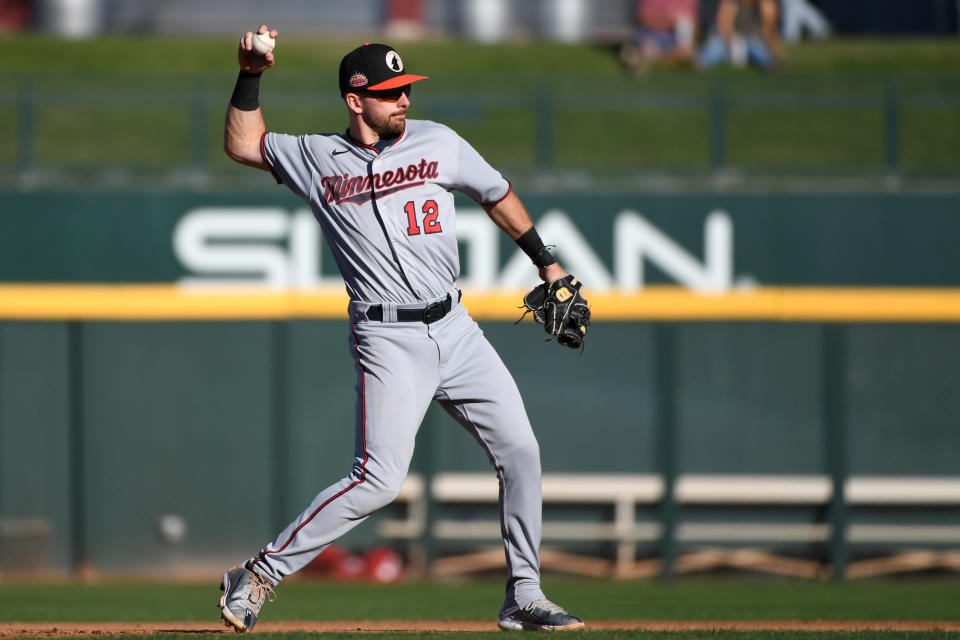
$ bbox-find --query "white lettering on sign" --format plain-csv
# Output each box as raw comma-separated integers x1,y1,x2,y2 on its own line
496,209,614,290
173,207,752,291
174,208,290,288
615,209,733,293
174,208,341,289
453,210,499,290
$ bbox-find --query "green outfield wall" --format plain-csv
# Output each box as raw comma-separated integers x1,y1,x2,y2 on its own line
1,189,959,575
3,189,960,285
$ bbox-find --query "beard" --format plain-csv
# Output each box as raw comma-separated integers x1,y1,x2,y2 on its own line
361,107,406,139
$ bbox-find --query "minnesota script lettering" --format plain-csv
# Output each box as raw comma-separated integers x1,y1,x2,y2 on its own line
322,159,439,205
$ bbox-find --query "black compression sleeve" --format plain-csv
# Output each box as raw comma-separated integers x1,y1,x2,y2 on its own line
516,227,557,268
230,70,262,111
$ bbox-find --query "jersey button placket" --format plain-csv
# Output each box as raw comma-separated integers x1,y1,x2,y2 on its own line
367,157,419,299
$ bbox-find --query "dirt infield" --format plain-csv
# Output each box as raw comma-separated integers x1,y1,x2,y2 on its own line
3,620,960,636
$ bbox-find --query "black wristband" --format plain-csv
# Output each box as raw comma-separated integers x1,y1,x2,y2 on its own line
230,70,262,111
516,227,556,268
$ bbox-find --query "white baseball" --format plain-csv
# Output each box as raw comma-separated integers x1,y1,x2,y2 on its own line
157,513,188,545
252,31,275,55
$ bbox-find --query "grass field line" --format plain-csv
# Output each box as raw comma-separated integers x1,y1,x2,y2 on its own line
3,620,960,636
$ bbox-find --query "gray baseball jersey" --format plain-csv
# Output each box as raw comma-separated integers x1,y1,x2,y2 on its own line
247,119,547,614
262,119,510,304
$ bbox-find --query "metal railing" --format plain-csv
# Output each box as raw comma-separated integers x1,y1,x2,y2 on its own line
2,72,959,185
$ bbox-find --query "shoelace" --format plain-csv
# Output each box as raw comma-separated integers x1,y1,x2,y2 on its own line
247,575,277,606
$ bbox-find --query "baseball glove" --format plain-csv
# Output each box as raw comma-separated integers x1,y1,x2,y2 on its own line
519,274,591,350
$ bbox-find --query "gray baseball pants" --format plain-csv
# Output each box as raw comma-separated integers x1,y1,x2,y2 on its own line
248,292,546,611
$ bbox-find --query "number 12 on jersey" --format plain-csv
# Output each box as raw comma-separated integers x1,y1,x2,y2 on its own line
404,200,441,236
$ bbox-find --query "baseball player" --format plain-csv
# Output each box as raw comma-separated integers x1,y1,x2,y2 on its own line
218,26,589,633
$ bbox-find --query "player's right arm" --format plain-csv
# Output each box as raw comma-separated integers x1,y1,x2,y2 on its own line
224,25,277,171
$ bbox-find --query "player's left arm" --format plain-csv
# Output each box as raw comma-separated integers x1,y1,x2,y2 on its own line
482,191,567,284
491,191,591,350
461,135,589,347
449,130,564,283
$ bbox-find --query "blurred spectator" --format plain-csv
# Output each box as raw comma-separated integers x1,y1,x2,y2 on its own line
780,0,831,43
0,0,29,31
385,0,426,39
621,0,699,72
697,0,782,70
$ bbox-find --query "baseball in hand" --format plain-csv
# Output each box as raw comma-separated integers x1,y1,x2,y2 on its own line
252,31,276,55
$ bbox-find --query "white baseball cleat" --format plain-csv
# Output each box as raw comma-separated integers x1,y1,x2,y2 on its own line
498,598,585,631
218,565,276,632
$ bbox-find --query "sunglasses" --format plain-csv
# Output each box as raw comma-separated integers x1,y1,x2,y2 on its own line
359,84,412,103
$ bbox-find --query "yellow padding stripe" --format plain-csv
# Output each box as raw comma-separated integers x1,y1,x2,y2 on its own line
2,284,960,322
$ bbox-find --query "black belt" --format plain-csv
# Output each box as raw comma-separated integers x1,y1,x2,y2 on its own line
366,292,458,324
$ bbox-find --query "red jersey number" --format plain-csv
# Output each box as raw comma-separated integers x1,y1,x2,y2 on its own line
404,200,442,236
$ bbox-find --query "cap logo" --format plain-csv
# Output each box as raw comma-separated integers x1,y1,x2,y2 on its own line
385,51,403,72
349,73,368,88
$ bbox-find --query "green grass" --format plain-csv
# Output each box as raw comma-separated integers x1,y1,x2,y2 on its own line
0,36,958,178
901,106,960,168
0,36,626,74
21,634,959,640
1,35,959,74
1,579,959,640
777,39,960,74
2,578,960,622
33,105,192,166
0,105,16,164
555,105,710,168
15,74,956,176
726,107,886,168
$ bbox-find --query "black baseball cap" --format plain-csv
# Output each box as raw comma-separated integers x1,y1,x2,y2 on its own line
338,43,428,94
